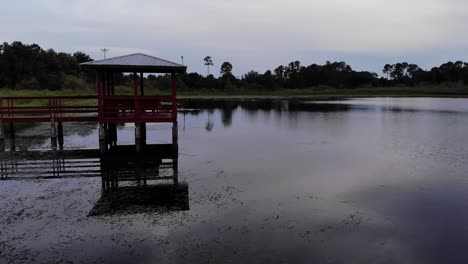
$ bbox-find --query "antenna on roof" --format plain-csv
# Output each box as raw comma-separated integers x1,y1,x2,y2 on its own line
181,56,184,65
100,48,109,59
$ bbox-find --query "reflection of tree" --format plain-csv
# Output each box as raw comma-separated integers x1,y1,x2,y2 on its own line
205,120,214,132
221,101,234,127
205,111,214,132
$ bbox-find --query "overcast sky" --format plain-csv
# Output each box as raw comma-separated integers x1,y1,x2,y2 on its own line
2,0,468,76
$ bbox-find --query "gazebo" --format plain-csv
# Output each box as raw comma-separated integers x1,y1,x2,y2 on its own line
81,53,187,153
0,53,186,153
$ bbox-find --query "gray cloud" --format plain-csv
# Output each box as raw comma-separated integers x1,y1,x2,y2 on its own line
1,0,468,75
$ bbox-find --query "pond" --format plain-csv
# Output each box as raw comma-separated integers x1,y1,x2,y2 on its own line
1,97,468,263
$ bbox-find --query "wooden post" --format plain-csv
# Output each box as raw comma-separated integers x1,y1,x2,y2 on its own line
50,119,57,150
171,73,177,123
139,72,146,145
99,123,107,155
135,123,143,154
57,122,64,150
133,72,139,121
113,124,118,146
141,123,146,145
135,123,144,185
9,123,15,151
97,71,103,121
140,72,144,96
173,142,179,185
108,124,117,147
172,122,178,144
170,73,178,185
0,120,4,152
111,72,115,96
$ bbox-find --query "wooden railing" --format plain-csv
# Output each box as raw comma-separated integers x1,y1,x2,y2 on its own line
100,96,176,123
0,96,97,123
0,95,177,123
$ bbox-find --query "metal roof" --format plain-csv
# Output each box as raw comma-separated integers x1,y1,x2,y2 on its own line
80,53,187,73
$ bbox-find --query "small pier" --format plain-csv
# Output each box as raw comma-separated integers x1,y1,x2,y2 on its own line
0,53,186,186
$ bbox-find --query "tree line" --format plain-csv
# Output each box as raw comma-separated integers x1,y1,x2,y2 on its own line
1,41,468,91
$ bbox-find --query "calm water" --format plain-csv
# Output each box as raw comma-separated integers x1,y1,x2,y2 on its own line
2,97,468,263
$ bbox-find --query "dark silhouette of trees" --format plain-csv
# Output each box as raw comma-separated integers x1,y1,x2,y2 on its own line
2,41,468,92
0,41,93,90
220,62,233,76
382,61,468,86
204,56,213,76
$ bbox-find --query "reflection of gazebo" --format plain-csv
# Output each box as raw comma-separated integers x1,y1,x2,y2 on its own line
81,53,187,153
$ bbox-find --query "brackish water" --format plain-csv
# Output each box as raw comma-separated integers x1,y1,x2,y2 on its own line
2,97,468,263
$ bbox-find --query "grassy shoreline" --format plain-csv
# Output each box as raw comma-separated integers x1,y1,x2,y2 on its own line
1,86,468,102
2,86,467,131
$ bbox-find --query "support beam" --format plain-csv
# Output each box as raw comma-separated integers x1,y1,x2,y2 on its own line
110,72,115,96
108,124,117,147
173,142,179,185
172,123,178,185
141,123,146,145
135,123,145,154
140,72,144,96
133,72,139,96
97,71,103,119
0,120,4,152
57,122,64,150
9,123,15,151
173,158,179,185
133,72,139,120
171,73,178,123
172,122,178,144
50,119,57,150
99,123,107,155
106,71,111,96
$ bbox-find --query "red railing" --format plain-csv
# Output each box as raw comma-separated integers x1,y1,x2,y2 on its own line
0,96,97,123
0,95,177,123
100,96,176,123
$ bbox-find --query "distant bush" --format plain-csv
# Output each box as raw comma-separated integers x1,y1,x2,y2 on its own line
63,74,88,90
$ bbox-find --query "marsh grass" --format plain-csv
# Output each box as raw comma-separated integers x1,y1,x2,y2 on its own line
1,86,468,105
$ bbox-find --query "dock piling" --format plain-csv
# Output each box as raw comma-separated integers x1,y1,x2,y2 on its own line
9,123,16,151
172,122,178,144
0,121,4,152
99,123,107,155
57,122,64,150
135,123,146,154
50,119,57,150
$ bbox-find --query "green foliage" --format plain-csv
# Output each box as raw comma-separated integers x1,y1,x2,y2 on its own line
0,41,93,90
1,41,468,94
63,74,89,90
220,62,233,76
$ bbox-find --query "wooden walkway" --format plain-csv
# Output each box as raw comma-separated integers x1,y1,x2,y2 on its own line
0,95,176,123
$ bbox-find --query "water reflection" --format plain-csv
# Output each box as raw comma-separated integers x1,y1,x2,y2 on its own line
179,98,468,130
89,183,189,216
0,150,101,179
0,142,188,216
3,98,468,263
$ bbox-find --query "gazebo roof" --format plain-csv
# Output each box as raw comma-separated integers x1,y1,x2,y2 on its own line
80,53,187,73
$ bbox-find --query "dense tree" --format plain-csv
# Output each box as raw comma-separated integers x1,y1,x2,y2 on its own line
2,41,468,92
0,41,93,90
220,62,233,76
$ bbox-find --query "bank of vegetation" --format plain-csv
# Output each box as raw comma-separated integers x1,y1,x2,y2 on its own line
1,41,468,97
